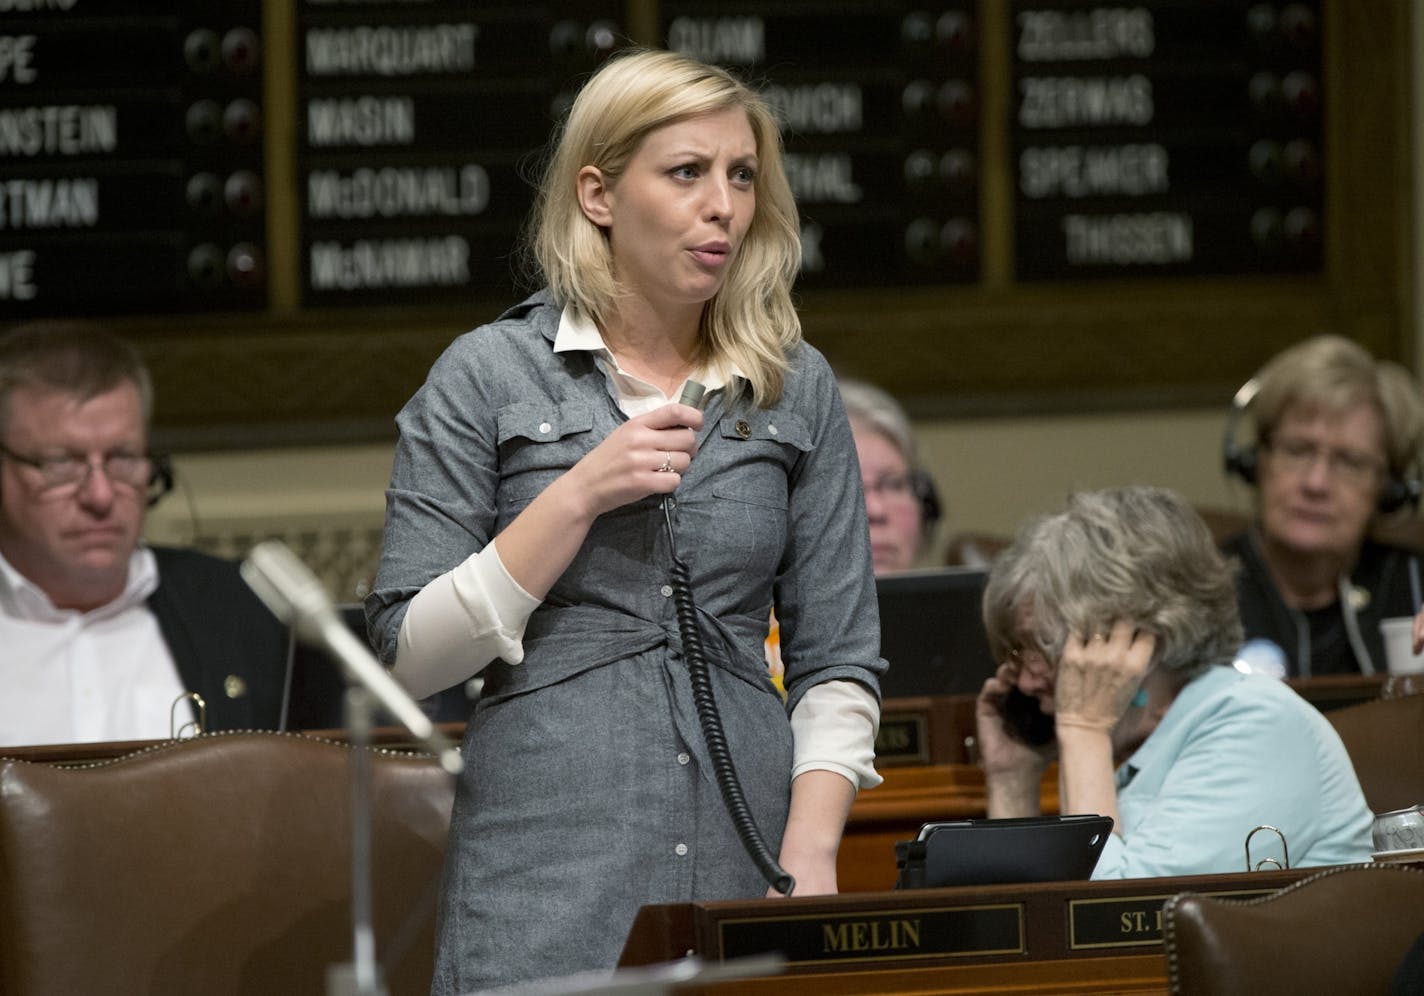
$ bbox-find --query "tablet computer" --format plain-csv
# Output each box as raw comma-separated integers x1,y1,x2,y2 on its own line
894,814,1114,889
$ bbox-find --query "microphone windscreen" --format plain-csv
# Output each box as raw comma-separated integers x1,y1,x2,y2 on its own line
678,380,707,410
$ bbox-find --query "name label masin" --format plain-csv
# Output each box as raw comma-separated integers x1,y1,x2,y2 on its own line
1019,75,1153,129
1016,7,1155,62
305,23,478,77
0,104,115,157
309,236,470,291
306,96,414,147
1020,143,1169,199
307,165,488,220
1063,211,1192,265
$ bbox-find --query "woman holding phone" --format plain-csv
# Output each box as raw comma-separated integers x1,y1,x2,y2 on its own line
975,486,1372,878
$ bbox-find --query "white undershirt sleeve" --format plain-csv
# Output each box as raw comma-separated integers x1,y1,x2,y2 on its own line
789,679,882,791
391,540,540,699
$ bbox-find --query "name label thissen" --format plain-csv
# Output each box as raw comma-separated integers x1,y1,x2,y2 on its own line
1062,212,1192,265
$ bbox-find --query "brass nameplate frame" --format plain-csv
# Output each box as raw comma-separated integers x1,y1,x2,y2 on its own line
874,711,930,766
714,903,1023,966
1069,888,1274,949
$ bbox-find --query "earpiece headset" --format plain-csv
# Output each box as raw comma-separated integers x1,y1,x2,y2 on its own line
1222,375,1423,514
148,453,175,507
913,469,943,528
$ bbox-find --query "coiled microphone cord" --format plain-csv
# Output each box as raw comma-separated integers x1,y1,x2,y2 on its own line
662,499,795,896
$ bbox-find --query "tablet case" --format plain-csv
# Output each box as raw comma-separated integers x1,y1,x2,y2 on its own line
894,814,1114,889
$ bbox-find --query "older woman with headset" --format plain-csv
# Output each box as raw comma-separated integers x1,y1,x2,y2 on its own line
1220,335,1424,677
837,378,942,573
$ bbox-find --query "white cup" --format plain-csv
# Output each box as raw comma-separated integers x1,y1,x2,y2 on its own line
1379,617,1424,675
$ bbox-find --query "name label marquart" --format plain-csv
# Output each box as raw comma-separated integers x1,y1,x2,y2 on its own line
717,904,1023,965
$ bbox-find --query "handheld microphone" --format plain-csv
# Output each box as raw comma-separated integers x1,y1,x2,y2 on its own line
241,540,464,775
677,380,707,411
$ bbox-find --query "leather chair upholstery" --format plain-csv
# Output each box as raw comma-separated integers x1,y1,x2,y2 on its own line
0,731,455,996
1163,863,1424,996
1326,691,1424,815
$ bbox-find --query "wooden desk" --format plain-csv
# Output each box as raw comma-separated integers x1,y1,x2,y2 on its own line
619,867,1317,995
1287,673,1388,712
876,678,1384,773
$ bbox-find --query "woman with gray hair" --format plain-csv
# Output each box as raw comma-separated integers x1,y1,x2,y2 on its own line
1222,334,1424,676
976,486,1372,878
838,377,940,572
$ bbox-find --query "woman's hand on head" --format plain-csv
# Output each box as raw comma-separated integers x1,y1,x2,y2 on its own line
562,403,703,519
1053,621,1154,733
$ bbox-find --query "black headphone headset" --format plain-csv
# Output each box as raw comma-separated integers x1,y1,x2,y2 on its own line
1222,376,1423,514
912,468,943,529
148,453,174,507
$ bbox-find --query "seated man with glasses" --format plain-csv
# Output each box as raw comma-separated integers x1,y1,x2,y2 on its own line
0,321,287,747
1222,334,1424,677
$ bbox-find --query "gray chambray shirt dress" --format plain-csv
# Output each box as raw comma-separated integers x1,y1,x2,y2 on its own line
368,291,884,993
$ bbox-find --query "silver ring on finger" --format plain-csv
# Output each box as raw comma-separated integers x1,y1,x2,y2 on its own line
657,451,674,473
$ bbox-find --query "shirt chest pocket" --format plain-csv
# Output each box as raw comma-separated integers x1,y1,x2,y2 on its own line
496,401,595,505
705,411,814,573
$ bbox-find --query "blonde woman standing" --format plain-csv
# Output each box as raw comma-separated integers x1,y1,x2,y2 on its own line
368,50,884,991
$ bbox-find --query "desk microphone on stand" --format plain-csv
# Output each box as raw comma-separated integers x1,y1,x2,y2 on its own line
242,540,462,996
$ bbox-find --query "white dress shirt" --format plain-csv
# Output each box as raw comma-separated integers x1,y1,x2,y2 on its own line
0,546,186,747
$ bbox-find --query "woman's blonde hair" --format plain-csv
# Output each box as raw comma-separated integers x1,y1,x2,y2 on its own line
525,48,802,407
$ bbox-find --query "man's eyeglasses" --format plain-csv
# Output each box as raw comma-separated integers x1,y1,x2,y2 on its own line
1263,436,1385,488
0,444,154,493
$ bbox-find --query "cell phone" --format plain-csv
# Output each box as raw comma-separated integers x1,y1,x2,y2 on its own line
1000,687,1055,746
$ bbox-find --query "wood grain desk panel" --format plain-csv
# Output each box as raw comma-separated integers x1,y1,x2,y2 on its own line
620,869,1317,995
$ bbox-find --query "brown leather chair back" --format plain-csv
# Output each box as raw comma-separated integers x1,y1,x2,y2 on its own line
1163,863,1424,996
0,731,454,996
1326,691,1424,815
